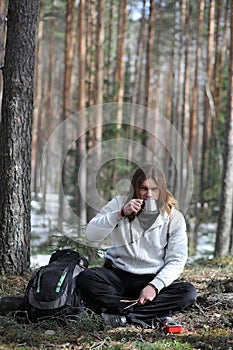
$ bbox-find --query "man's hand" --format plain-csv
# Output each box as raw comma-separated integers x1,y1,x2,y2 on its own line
138,284,157,305
123,199,143,216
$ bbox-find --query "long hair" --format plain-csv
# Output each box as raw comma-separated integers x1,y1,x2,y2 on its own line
125,164,178,221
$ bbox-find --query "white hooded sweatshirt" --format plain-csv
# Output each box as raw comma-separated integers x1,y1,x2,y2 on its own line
86,196,188,293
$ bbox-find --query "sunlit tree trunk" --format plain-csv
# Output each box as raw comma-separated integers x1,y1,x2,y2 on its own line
0,0,38,274
215,0,233,256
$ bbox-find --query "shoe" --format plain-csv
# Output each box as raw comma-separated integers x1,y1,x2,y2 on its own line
101,313,127,327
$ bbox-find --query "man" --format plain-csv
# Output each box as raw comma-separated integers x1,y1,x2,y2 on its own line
77,164,197,327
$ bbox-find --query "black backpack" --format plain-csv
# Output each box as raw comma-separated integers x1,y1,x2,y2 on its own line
25,249,88,322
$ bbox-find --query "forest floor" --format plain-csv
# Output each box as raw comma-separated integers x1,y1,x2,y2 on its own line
0,256,232,350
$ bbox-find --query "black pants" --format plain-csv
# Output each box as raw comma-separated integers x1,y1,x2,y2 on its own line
77,264,197,323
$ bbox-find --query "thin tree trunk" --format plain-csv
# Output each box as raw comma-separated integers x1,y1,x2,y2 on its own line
87,0,105,221
144,0,156,156
177,0,186,138
112,0,127,185
86,0,95,107
42,0,56,208
168,0,180,194
189,0,204,159
135,1,147,111
179,0,192,210
58,0,76,229
215,0,230,121
113,0,127,127
215,0,233,256
76,0,87,229
106,0,113,100
200,0,215,200
144,0,155,110
154,0,161,109
128,0,146,162
32,0,44,196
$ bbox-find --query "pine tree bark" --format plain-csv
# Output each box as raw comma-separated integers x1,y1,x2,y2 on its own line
215,0,233,256
0,0,6,117
0,0,38,274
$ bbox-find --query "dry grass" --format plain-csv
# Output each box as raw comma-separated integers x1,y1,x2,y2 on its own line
0,256,232,349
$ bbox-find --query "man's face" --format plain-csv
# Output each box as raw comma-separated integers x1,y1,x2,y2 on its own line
138,178,160,200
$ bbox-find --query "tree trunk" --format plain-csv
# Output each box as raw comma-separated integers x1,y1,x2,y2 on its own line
200,0,215,200
41,0,56,208
144,0,155,111
32,0,44,196
128,0,146,162
106,0,114,100
188,0,205,255
189,0,204,159
58,0,76,230
87,0,105,221
113,0,127,127
0,0,6,118
0,0,38,274
168,0,180,194
215,0,230,120
215,0,233,256
143,0,156,155
86,0,95,107
76,0,87,229
112,0,127,185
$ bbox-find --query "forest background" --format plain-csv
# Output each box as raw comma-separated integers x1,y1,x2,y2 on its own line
0,0,232,275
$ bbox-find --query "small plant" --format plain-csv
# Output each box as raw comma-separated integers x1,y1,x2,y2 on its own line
133,339,192,350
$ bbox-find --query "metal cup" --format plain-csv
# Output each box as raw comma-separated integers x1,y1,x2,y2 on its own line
143,199,159,213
